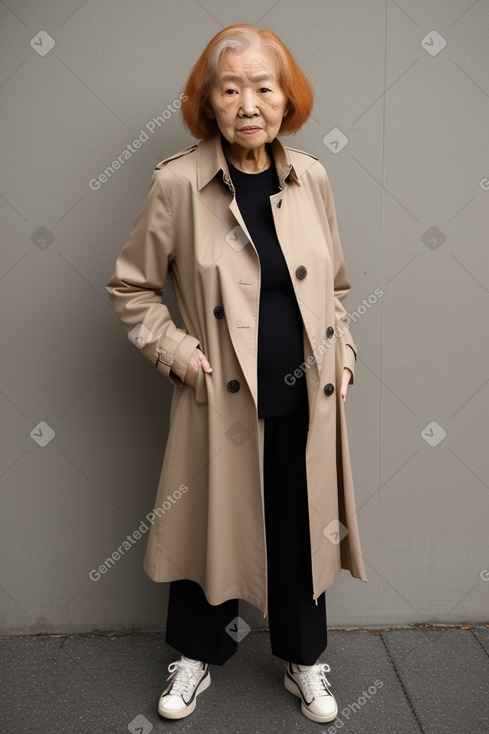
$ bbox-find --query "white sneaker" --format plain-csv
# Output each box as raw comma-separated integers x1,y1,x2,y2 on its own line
284,661,338,723
158,656,211,719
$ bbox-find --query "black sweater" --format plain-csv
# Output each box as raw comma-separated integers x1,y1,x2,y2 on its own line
228,156,308,418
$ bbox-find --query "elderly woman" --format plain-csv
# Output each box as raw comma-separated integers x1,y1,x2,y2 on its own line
106,23,366,725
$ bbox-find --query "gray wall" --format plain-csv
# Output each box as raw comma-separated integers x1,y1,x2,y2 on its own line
1,0,488,635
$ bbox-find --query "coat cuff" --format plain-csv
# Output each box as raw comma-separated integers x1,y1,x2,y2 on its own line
154,333,200,386
343,342,356,384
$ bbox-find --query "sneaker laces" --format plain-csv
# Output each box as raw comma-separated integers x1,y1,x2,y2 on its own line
166,659,203,698
296,663,333,700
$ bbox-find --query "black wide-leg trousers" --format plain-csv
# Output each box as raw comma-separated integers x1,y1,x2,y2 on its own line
165,401,327,665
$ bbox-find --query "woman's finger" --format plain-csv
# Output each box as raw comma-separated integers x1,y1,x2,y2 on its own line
199,356,213,373
341,368,352,401
196,349,213,373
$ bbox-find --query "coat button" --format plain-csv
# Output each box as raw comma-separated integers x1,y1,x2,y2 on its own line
326,326,334,338
213,305,224,319
295,265,307,280
277,199,282,208
324,383,334,396
227,379,240,393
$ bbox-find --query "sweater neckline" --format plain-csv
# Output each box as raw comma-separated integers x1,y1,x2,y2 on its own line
228,160,278,189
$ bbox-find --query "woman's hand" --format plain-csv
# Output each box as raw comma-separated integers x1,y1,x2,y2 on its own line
340,367,353,402
184,347,213,390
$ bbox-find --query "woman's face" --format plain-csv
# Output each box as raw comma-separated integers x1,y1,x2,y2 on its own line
207,46,289,150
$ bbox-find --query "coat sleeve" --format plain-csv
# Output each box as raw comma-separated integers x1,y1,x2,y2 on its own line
105,169,200,386
319,167,358,384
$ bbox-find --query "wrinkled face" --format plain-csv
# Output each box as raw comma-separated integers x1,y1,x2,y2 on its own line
207,46,289,149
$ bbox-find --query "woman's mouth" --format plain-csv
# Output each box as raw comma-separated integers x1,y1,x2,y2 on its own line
238,126,262,134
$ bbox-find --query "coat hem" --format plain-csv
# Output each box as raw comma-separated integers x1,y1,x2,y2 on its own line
143,561,268,616
144,562,366,618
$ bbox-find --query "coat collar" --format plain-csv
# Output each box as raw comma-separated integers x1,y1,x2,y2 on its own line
196,133,301,192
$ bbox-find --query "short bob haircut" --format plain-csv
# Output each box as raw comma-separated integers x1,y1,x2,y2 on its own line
181,24,314,140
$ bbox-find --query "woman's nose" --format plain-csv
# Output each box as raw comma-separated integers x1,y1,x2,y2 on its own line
240,90,258,116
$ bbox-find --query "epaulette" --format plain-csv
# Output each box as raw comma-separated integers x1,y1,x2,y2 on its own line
155,145,198,170
285,145,318,161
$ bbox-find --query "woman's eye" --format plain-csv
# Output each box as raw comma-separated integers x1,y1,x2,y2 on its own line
259,88,271,93
224,89,237,95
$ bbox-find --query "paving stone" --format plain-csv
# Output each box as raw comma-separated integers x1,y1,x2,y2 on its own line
0,627,487,734
380,628,489,734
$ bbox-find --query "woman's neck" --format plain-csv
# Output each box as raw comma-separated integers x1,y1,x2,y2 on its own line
224,141,271,173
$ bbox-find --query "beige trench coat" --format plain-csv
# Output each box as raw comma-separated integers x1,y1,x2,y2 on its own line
106,132,367,617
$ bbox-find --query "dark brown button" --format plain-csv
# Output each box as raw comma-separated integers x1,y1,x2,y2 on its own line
227,380,240,393
277,199,282,208
213,306,224,319
324,383,334,396
326,326,334,338
295,265,307,280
